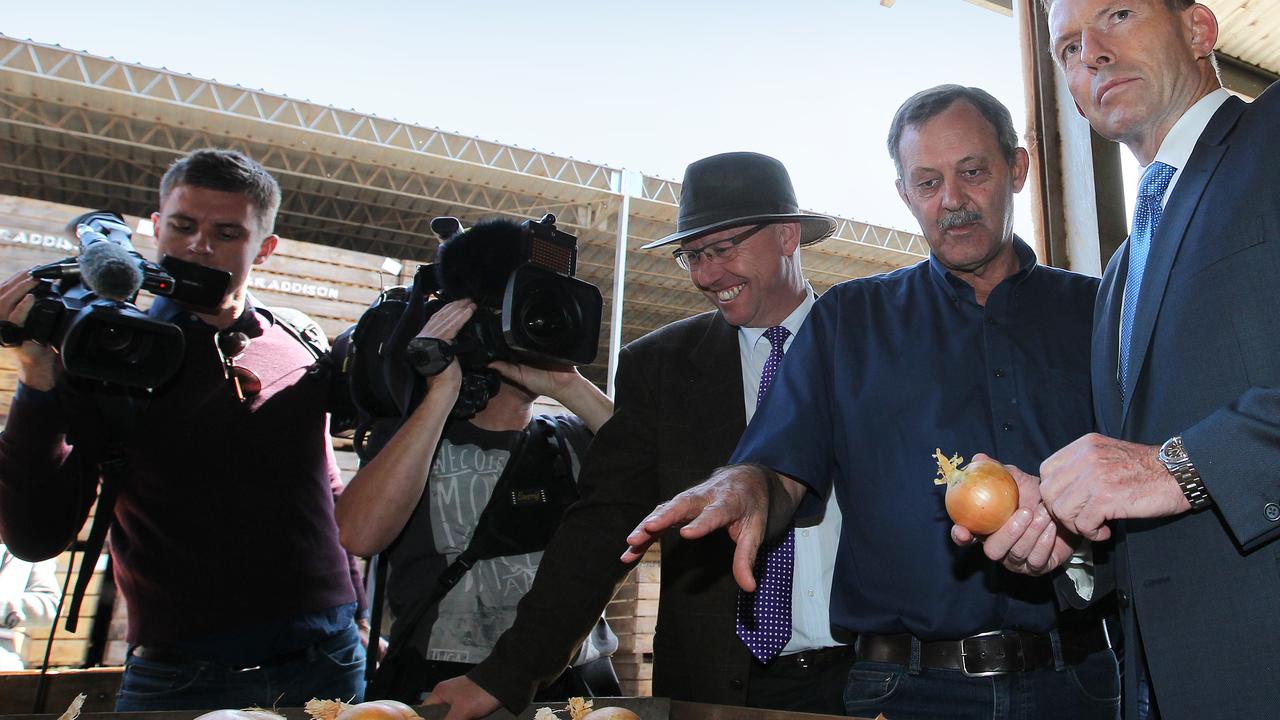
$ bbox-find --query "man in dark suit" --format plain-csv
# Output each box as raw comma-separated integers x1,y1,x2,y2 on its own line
1022,1,1280,717
427,152,850,720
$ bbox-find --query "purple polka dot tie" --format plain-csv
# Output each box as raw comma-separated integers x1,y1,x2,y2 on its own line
1119,161,1177,397
736,325,793,663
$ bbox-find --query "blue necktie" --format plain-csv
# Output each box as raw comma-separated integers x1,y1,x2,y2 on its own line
736,325,793,663
1119,161,1177,396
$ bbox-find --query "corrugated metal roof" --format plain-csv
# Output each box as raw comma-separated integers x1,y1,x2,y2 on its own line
966,0,1278,79
1205,0,1280,75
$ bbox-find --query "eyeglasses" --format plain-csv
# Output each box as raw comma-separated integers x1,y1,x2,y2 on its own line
214,330,261,402
672,224,769,271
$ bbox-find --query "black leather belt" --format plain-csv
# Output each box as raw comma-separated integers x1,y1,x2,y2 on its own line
855,622,1111,677
771,644,854,671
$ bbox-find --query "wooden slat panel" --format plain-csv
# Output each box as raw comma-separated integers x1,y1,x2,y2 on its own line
16,551,109,669
0,668,123,715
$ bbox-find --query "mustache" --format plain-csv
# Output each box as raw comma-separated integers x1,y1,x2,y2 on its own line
938,209,982,232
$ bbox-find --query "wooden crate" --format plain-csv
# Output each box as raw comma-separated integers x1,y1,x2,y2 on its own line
606,546,659,696
0,667,123,715
17,551,109,669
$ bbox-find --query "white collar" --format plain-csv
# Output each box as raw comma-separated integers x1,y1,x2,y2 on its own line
1150,87,1231,174
739,286,816,347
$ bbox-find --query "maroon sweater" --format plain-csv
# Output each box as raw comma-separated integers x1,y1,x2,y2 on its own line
0,302,359,650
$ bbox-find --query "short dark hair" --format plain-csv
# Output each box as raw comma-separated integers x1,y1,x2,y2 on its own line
159,149,282,234
886,85,1019,177
1039,0,1193,11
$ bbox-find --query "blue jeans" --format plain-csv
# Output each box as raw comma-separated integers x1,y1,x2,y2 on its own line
844,647,1120,720
116,624,366,711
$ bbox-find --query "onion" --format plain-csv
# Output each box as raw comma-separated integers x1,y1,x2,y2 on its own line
580,709,641,720
934,449,1019,535
305,699,419,720
194,711,285,720
334,701,420,720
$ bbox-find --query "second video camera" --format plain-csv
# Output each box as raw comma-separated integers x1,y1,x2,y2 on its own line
332,214,602,455
434,213,602,369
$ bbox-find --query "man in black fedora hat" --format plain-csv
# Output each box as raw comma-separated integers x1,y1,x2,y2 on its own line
427,151,851,718
625,88,1120,719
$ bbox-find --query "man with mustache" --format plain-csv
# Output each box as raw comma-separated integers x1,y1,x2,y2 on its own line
623,86,1119,719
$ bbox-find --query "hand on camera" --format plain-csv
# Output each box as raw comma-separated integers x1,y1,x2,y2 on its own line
416,300,474,390
0,269,57,391
416,299,475,343
487,360,585,400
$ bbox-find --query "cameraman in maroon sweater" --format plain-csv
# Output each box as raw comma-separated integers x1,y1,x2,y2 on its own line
0,149,367,710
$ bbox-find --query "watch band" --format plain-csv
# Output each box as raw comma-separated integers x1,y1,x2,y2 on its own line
1159,436,1211,510
406,336,455,377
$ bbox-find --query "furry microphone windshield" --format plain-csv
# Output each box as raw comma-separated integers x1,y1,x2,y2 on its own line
80,240,144,302
435,219,526,307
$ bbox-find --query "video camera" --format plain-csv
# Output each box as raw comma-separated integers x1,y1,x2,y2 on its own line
332,213,603,459
434,213,602,370
0,211,231,390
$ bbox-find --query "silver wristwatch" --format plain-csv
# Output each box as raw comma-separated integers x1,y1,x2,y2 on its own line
1158,436,1211,510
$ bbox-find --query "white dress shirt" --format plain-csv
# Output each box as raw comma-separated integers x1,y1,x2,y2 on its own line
738,289,843,653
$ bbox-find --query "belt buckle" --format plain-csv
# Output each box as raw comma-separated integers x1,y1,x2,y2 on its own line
959,630,1017,678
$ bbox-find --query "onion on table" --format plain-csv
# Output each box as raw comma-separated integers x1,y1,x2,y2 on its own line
580,709,641,720
194,711,286,720
933,449,1018,535
535,698,640,720
305,699,420,720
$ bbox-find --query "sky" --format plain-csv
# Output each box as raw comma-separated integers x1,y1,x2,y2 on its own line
5,0,1039,235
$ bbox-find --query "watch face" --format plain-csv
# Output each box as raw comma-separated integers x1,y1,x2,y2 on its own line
1160,437,1188,464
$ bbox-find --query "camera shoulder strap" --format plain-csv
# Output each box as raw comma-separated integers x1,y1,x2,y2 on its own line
370,424,533,680
64,392,140,632
261,304,330,359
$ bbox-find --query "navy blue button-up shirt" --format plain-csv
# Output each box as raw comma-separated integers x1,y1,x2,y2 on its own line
733,238,1098,640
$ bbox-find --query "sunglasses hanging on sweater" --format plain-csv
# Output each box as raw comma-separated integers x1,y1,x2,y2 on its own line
214,330,262,402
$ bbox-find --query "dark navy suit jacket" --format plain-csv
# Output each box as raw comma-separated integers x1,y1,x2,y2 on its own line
1090,84,1280,718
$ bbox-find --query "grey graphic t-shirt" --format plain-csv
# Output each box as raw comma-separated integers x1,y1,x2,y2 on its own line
384,415,611,665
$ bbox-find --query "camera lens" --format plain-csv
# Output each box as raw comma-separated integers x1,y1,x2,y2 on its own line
93,323,151,366
518,286,576,350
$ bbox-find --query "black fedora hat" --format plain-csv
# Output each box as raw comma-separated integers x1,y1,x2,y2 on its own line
640,151,837,250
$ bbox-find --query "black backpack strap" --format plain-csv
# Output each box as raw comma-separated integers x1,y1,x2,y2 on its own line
374,426,533,670
539,414,576,487
371,543,487,679
371,416,580,691
363,553,387,683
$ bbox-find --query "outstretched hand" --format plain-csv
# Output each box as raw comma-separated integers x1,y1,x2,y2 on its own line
622,464,801,592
